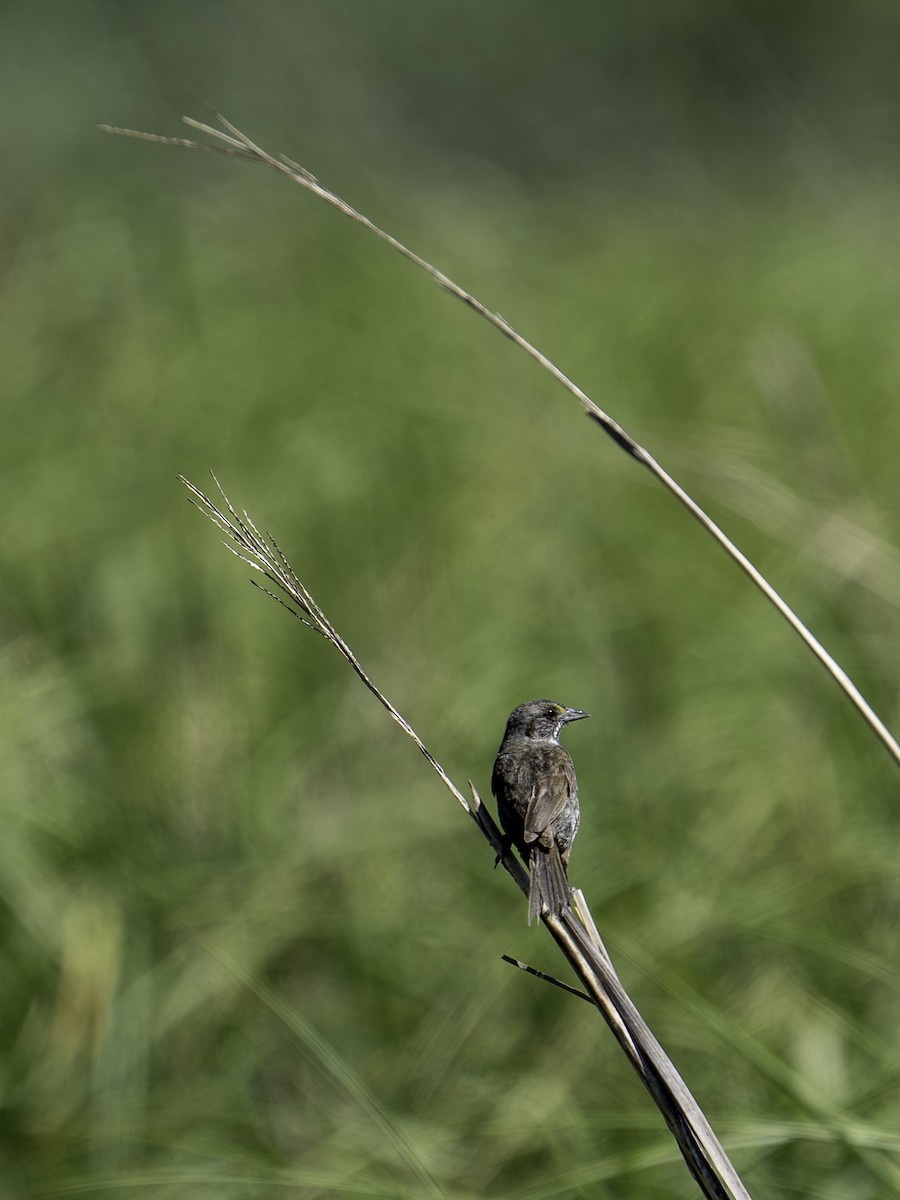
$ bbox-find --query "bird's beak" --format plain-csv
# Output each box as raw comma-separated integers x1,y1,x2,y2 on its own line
563,707,590,723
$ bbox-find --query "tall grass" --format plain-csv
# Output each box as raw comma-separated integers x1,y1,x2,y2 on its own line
2,157,900,1197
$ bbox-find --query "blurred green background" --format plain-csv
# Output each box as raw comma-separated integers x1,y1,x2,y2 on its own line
3,3,900,1197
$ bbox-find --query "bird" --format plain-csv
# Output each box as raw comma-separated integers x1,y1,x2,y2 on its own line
491,699,589,923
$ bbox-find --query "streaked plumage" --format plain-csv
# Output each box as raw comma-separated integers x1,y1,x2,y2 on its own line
491,699,589,923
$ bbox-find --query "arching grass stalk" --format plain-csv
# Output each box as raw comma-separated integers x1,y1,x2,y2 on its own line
102,110,900,770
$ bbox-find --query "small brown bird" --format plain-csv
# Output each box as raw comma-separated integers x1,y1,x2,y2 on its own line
491,699,589,923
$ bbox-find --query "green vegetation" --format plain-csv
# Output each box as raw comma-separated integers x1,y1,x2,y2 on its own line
4,7,900,1198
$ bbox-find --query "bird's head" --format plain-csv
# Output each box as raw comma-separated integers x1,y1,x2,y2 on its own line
504,699,590,742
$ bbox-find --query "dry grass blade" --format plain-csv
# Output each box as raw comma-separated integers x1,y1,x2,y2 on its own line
178,472,323,632
500,955,594,1003
549,907,749,1200
179,473,753,1200
106,112,900,770
97,122,256,161
180,473,474,816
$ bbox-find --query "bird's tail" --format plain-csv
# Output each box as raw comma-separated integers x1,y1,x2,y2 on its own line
527,843,571,924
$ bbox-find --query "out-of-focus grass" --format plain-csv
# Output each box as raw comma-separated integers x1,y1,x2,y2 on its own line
2,159,900,1200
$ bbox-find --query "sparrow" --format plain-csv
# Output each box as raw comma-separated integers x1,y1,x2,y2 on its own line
491,699,589,923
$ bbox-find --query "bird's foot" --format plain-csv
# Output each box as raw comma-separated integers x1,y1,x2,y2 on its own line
494,834,514,868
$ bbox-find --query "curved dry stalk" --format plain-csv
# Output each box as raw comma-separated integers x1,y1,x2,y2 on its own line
179,473,751,1200
104,111,900,770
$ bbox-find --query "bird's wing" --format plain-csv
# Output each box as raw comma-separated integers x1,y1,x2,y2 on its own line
523,749,576,843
